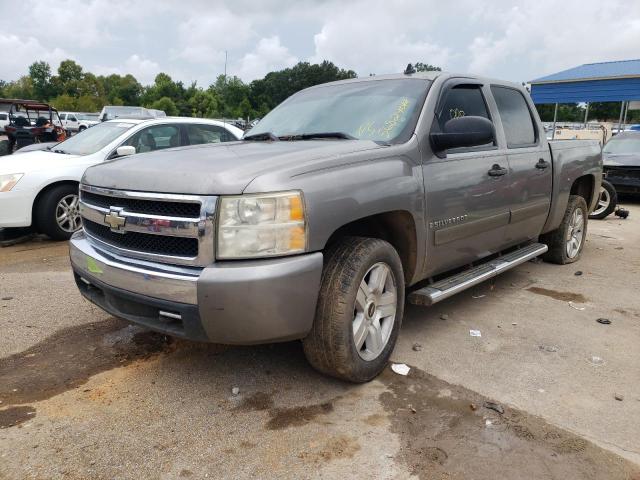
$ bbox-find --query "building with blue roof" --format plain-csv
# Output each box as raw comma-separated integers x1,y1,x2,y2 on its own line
529,59,640,136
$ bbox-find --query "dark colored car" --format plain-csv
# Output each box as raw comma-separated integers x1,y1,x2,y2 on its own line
0,99,66,153
603,132,640,195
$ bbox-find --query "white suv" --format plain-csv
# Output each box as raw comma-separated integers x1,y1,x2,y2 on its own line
0,117,243,239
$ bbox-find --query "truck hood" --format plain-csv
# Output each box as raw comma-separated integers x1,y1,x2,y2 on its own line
0,149,85,174
82,140,386,195
603,153,640,167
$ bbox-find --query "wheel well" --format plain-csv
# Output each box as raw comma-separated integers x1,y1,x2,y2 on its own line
570,175,595,208
325,211,418,284
32,181,79,225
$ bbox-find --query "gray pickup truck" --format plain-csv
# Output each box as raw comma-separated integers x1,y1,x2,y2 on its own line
70,71,601,382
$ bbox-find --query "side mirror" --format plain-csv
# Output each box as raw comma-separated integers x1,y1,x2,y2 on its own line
116,146,136,157
430,116,494,152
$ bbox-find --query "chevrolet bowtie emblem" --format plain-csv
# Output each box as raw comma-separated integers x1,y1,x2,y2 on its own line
104,207,126,232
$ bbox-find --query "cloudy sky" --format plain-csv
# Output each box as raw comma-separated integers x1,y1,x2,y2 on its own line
2,0,639,86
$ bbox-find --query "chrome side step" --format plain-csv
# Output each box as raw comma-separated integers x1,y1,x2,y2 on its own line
408,243,548,307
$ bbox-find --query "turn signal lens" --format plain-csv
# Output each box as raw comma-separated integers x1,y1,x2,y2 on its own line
0,173,24,192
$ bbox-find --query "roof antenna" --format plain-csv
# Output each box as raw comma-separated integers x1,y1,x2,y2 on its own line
404,63,416,75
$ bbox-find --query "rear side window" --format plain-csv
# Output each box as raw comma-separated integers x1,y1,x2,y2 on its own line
186,124,234,145
491,86,536,147
0,113,7,120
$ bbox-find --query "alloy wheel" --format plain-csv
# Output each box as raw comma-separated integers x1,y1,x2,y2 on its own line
56,194,82,233
352,262,397,361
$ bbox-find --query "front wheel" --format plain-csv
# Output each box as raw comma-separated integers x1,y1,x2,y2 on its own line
303,237,404,383
589,180,617,220
35,184,82,240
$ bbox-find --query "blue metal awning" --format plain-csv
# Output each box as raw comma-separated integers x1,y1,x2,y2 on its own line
530,59,640,104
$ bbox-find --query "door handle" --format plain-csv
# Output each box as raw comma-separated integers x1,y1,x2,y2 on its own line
536,158,550,169
488,164,508,177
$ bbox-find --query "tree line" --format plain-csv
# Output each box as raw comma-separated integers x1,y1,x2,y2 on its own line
0,59,358,119
2,58,635,123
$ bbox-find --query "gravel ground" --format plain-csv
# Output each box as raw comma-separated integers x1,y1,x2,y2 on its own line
0,201,639,479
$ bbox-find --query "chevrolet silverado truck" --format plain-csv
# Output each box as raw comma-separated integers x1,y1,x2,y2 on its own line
70,71,602,382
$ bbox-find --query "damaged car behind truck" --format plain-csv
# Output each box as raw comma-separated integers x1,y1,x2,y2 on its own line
70,70,602,382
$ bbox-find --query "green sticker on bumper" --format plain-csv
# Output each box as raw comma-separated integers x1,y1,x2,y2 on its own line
87,257,103,274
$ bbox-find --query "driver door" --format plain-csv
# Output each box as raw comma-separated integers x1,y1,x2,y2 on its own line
421,81,511,277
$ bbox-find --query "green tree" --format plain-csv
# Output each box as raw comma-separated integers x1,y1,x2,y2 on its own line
151,96,178,116
414,62,442,72
50,94,77,111
4,76,35,99
55,59,85,97
249,61,357,112
28,61,52,100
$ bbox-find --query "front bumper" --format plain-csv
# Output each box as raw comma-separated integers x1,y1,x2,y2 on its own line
70,232,324,344
0,188,33,227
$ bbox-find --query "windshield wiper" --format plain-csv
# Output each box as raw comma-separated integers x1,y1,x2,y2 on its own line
282,132,355,141
243,132,280,142
53,149,68,154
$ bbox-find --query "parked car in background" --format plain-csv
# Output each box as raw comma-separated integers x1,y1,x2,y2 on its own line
71,71,601,382
0,117,242,240
603,131,640,194
590,131,640,219
59,112,80,133
78,113,100,131
99,106,165,122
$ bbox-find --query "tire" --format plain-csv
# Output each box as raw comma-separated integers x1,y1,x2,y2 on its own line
78,126,86,132
303,237,405,383
541,195,588,265
588,180,617,220
34,184,82,240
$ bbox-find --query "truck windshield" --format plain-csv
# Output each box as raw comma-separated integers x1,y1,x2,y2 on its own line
52,122,134,155
246,78,430,144
603,136,640,155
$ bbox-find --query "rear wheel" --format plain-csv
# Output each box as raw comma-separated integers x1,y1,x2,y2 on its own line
303,237,404,383
589,180,617,220
541,195,588,264
35,184,82,240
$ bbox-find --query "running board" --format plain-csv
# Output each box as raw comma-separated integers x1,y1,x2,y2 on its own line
408,243,548,307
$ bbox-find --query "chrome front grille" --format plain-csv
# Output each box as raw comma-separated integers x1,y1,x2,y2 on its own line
79,185,217,267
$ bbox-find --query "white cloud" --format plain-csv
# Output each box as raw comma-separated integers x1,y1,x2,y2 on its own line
233,36,298,80
2,0,640,87
309,0,453,77
174,10,253,64
0,34,70,81
467,1,640,80
94,54,160,84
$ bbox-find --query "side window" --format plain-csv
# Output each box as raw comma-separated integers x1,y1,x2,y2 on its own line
186,124,234,145
68,115,77,122
60,114,67,120
491,86,536,147
438,85,491,128
123,125,181,153
437,84,494,151
0,113,8,120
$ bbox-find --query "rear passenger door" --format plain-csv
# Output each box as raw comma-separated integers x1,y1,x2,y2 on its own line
185,124,237,146
490,86,552,244
422,81,511,276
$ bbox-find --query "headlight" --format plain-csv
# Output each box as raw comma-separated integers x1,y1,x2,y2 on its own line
217,191,307,259
0,173,24,192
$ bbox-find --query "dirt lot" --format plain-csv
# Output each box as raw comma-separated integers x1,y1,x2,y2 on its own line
1,202,639,480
